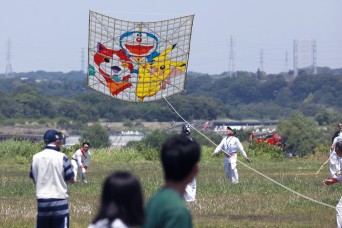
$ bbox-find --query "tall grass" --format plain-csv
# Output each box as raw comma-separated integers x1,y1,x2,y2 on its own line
0,140,338,227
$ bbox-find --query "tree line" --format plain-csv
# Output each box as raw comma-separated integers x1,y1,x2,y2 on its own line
0,69,342,127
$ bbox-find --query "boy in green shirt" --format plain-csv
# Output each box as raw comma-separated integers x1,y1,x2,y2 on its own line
143,135,201,228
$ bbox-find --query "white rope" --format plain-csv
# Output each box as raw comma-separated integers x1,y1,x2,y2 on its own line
315,158,330,175
162,95,335,209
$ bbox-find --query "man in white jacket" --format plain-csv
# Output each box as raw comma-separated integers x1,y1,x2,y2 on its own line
30,129,75,228
71,142,91,183
211,126,250,184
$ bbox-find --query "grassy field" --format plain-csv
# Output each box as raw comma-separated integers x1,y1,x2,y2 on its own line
0,146,339,228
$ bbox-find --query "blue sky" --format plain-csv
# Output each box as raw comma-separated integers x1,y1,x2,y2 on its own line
1,0,341,75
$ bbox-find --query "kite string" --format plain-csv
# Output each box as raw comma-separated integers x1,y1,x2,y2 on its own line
162,95,335,209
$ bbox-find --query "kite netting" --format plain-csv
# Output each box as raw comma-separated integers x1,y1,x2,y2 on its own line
87,11,194,102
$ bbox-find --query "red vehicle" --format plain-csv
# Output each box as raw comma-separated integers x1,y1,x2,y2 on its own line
249,131,282,146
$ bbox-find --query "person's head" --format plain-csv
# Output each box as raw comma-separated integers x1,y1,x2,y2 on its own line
182,124,191,136
339,123,342,130
43,129,64,148
226,126,236,136
160,134,201,183
93,171,144,226
82,142,90,151
335,141,342,158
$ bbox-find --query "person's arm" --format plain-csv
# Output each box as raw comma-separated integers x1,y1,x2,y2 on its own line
323,177,339,186
29,164,36,184
63,155,76,184
83,151,91,168
236,139,251,162
211,139,224,157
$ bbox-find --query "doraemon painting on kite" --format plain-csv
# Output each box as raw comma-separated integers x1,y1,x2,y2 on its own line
87,11,194,102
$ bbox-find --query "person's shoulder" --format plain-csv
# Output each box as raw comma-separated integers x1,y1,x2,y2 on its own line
147,188,184,209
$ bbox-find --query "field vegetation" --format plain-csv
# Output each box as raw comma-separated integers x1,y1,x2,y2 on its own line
0,139,339,228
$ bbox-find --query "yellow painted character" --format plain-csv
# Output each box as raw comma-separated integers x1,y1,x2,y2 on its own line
135,44,186,102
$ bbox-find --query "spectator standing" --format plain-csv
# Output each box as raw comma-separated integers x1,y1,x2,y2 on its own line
71,142,91,183
181,124,197,203
30,129,75,228
211,126,250,184
88,171,145,228
143,135,201,228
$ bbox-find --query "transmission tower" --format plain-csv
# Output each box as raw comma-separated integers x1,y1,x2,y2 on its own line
5,39,13,78
259,49,264,72
293,40,298,77
285,51,289,73
81,48,85,73
293,39,317,77
312,40,317,74
228,36,236,77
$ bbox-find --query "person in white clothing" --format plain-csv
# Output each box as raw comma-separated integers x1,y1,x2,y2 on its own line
71,142,91,183
181,124,197,202
323,141,342,228
330,135,342,178
211,126,250,184
88,171,145,228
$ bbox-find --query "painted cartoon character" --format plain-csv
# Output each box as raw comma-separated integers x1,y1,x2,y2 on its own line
119,30,160,64
93,43,133,96
135,44,186,102
92,29,160,96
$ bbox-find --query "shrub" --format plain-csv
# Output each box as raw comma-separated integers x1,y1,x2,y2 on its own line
248,141,284,160
80,123,110,148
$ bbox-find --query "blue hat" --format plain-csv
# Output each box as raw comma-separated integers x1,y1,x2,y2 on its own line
43,130,62,144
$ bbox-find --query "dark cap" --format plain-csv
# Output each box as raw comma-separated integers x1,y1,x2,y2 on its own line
43,130,63,144
226,126,237,135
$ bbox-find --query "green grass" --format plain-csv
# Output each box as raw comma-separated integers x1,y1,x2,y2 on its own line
0,145,338,227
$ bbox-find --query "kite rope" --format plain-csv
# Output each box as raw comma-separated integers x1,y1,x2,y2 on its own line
315,158,330,175
162,95,335,209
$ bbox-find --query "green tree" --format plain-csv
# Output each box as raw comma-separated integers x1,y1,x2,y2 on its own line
80,123,110,148
139,129,170,149
277,113,324,157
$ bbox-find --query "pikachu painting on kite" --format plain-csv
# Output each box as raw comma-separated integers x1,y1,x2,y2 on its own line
87,11,194,102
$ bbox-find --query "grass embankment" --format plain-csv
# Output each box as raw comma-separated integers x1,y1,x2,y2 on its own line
0,141,338,227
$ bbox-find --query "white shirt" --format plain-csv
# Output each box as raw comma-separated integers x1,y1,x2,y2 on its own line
213,136,248,158
72,148,91,167
88,218,127,228
333,135,342,146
